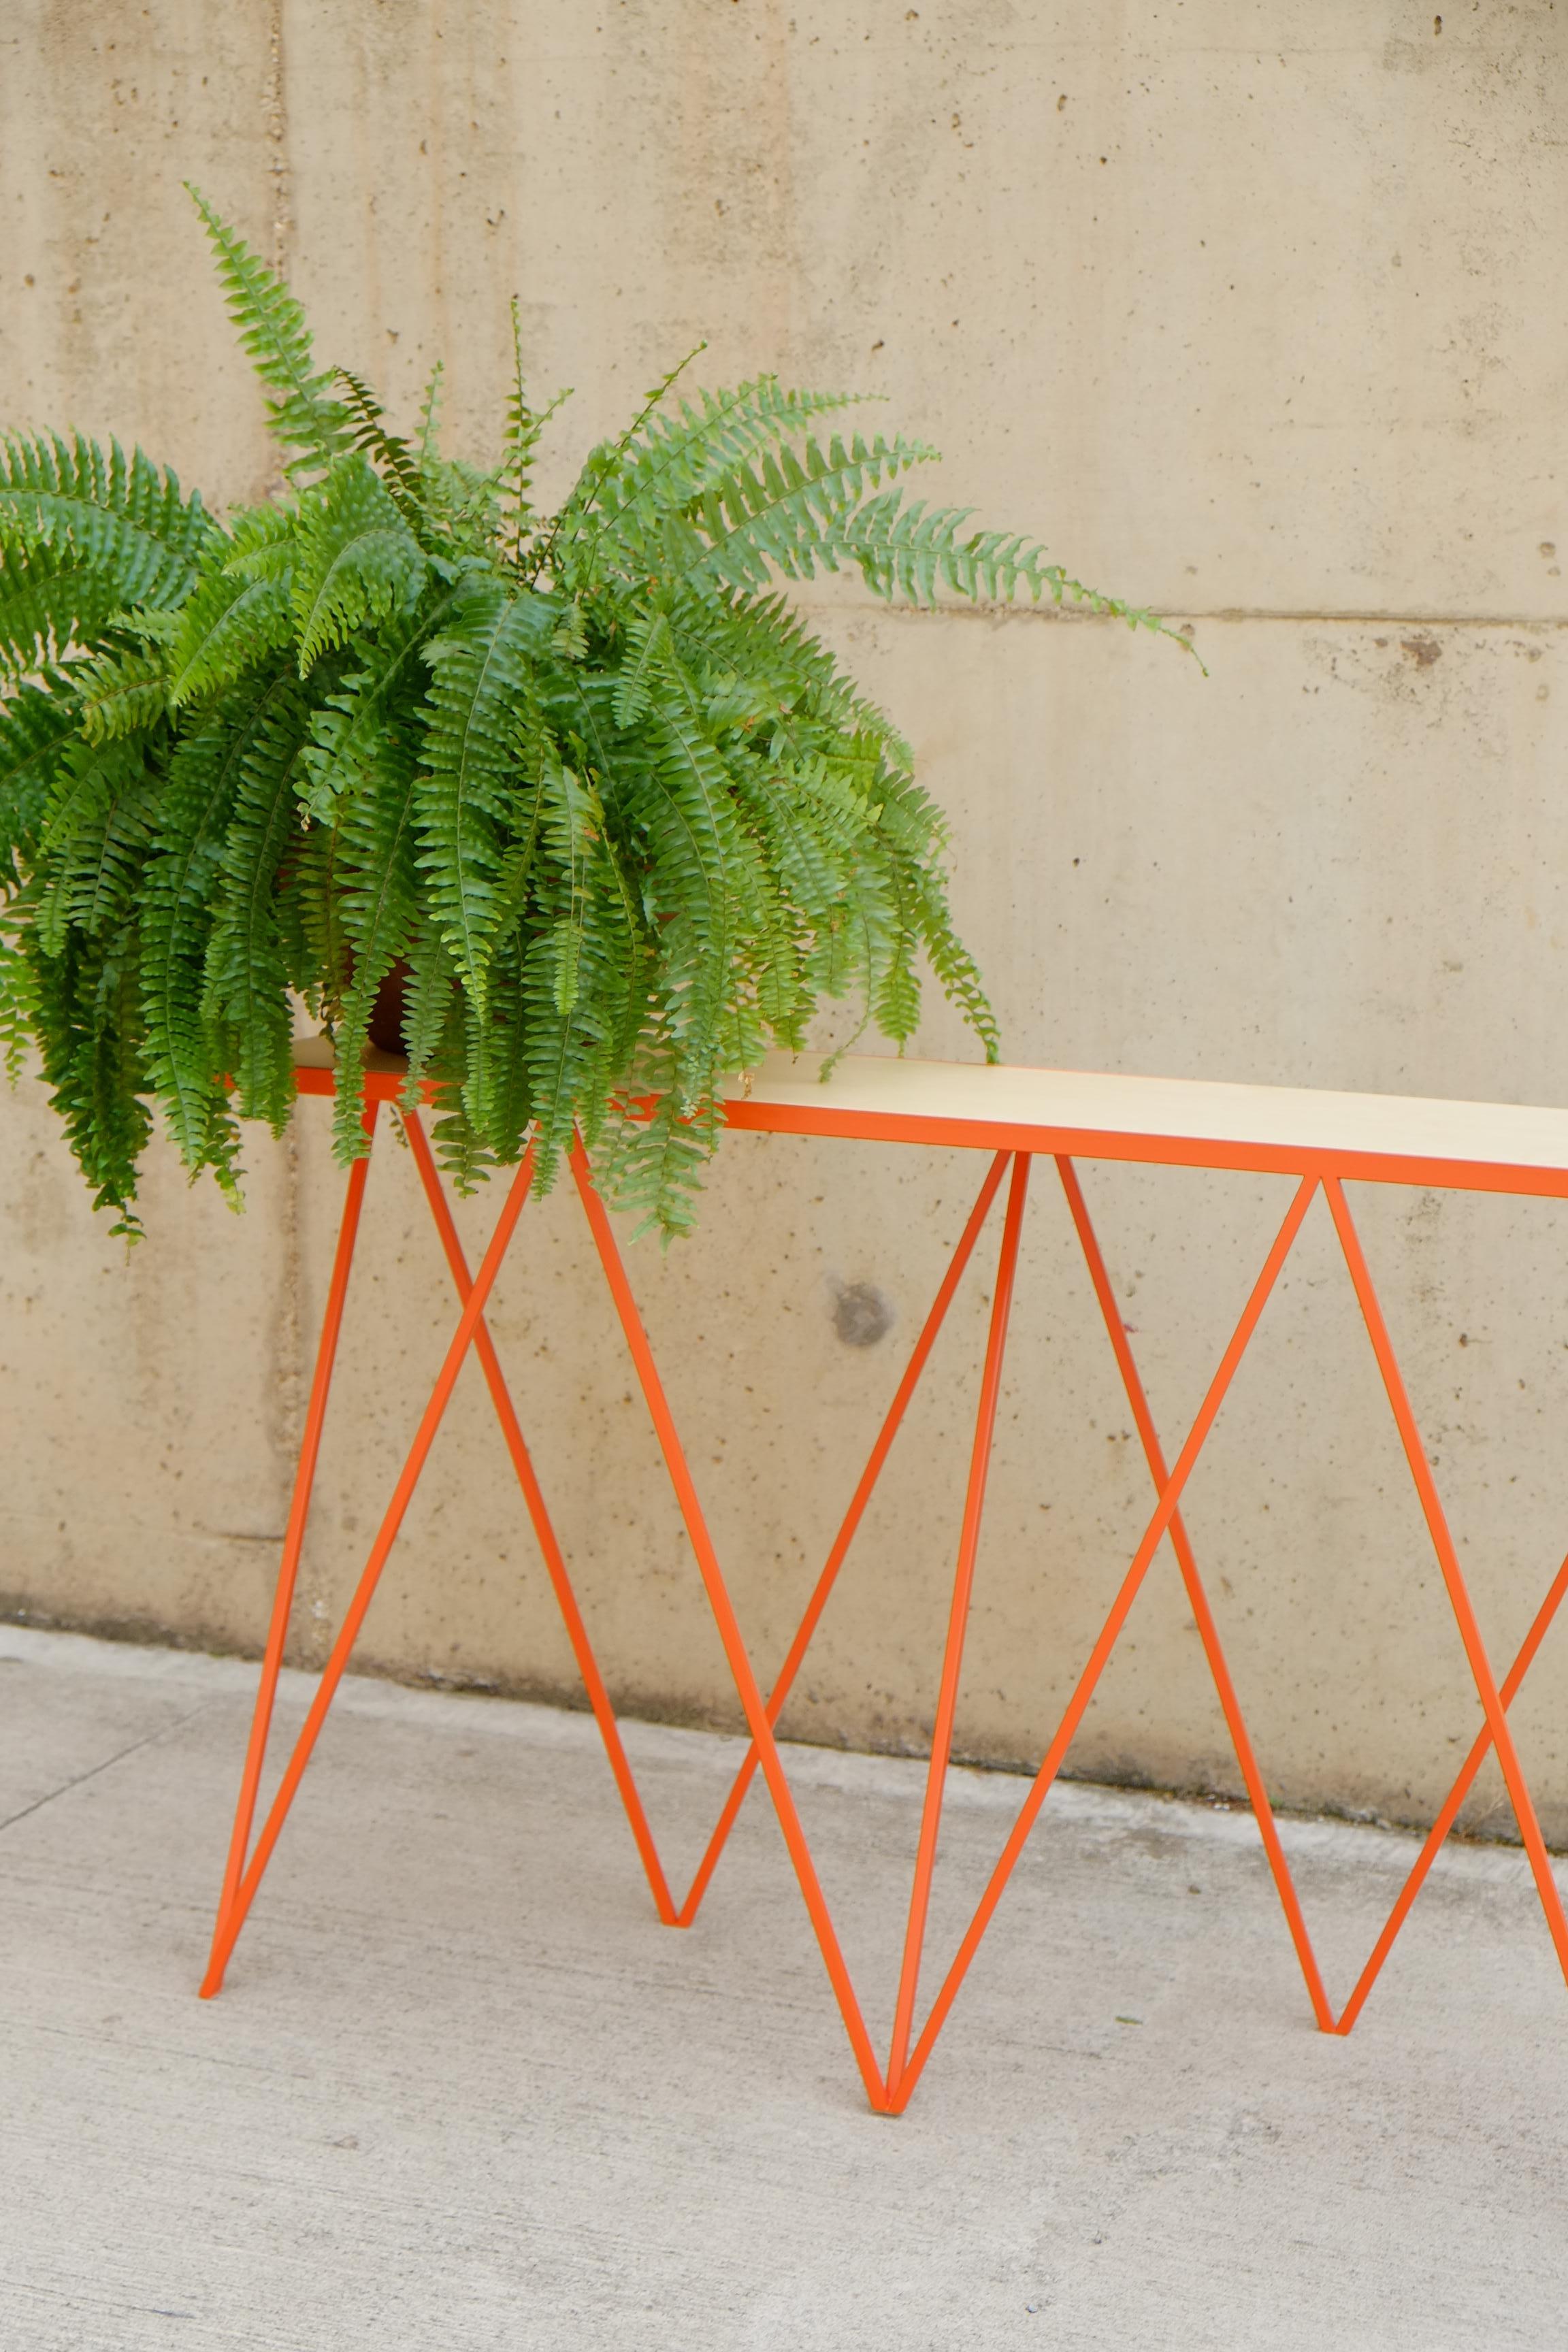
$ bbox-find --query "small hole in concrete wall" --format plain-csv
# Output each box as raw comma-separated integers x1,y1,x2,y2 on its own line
831,1280,896,1348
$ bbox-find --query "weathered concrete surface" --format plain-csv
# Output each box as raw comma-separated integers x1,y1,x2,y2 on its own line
9,2,1565,613
5,4,1568,1833
3,1624,1567,2350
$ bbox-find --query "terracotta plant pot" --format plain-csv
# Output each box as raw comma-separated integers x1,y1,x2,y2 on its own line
366,958,412,1057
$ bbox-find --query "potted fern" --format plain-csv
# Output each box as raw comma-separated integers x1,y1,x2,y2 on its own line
0,189,1171,1239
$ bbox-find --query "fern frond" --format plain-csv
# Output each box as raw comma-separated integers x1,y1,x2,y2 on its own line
872,864,924,1046
108,606,182,646
0,544,120,680
334,368,427,529
416,457,504,557
471,932,535,1163
905,853,1000,1061
534,342,706,586
330,738,421,1158
415,584,554,1002
725,759,854,975
632,655,768,1076
140,667,298,1178
0,917,38,1080
34,734,159,951
425,987,497,1192
201,676,311,1128
500,299,573,564
842,490,1185,646
518,755,617,1177
0,432,210,608
27,924,152,1232
186,185,355,481
76,646,170,742
416,362,444,466
670,589,858,737
610,610,672,730
591,378,868,544
168,508,296,704
670,431,937,594
278,817,348,1015
291,453,427,672
593,1066,719,1245
298,578,473,821
0,669,85,881
396,913,457,1105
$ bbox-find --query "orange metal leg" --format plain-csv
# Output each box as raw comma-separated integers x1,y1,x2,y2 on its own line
885,1154,1032,2098
400,1108,676,1924
1334,1541,1568,2032
887,1173,1320,2110
674,1147,1013,1927
568,1136,891,2110
201,1147,537,1996
1055,1155,1335,2032
1323,1175,1568,1994
203,1102,379,1986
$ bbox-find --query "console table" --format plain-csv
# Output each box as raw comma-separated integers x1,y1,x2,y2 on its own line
200,1047,1568,2112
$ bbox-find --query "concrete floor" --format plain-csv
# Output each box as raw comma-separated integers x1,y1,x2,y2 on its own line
1,1625,1566,2351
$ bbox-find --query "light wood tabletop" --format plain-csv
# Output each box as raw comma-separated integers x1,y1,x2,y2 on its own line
291,1034,1568,1196
719,1052,1568,1196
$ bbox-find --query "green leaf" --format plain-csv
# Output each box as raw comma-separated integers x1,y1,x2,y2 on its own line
187,186,356,482
140,666,299,1177
843,490,1184,646
668,430,936,595
201,676,312,1129
167,508,296,704
0,431,210,608
0,671,85,881
330,737,421,1158
415,583,553,1002
0,919,38,1081
624,378,866,509
76,646,170,743
500,299,572,560
291,453,427,674
519,755,642,1186
0,543,121,680
34,733,159,950
334,368,427,529
26,924,152,1231
297,578,476,821
396,914,457,1107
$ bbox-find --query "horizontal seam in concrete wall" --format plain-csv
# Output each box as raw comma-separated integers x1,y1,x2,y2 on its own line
804,601,1568,630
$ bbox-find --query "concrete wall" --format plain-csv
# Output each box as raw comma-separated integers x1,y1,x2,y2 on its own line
5,0,1568,1839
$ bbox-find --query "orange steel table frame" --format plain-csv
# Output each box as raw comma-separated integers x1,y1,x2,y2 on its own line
201,1056,1568,2114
